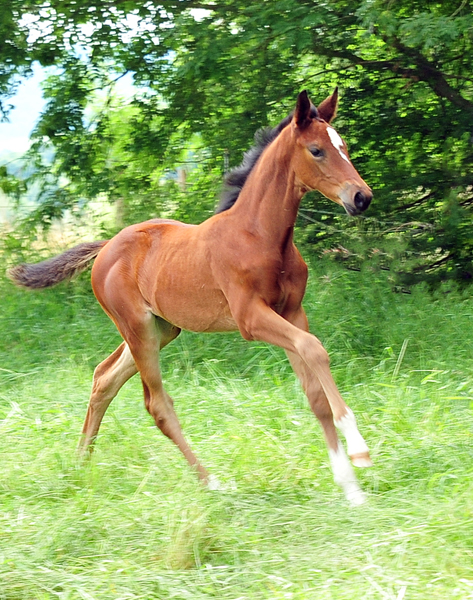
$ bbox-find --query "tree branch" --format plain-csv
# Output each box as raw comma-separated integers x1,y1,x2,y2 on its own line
388,37,473,113
393,191,437,213
310,38,473,114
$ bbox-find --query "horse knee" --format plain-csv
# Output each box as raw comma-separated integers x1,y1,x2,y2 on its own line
296,335,330,369
313,341,330,366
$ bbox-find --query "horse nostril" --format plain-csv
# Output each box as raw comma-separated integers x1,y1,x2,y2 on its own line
354,191,372,212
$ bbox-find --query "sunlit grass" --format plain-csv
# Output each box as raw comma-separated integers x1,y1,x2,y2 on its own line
1,263,473,598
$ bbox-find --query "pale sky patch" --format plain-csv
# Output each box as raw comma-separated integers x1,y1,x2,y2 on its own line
0,8,205,156
0,65,46,153
0,65,139,155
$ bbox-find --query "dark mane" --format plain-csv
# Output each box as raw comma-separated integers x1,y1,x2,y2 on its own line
215,113,294,213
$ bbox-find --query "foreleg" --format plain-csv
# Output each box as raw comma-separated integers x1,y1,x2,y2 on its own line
230,296,372,470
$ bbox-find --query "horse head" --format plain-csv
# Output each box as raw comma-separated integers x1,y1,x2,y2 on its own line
292,89,372,216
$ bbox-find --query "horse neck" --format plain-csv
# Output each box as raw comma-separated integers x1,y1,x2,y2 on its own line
231,128,303,250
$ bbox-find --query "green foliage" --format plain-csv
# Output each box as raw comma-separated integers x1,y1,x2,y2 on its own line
0,164,26,199
1,0,473,284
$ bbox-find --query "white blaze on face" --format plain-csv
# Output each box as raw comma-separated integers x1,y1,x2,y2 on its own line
327,126,350,163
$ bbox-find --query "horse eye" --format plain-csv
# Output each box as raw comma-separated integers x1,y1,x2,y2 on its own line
310,147,323,158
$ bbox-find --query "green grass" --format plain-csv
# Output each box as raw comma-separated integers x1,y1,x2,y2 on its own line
1,262,473,598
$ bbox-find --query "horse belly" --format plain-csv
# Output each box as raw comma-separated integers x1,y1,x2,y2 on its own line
150,278,237,333
158,298,237,333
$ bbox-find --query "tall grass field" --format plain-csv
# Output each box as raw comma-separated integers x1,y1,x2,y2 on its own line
1,256,473,599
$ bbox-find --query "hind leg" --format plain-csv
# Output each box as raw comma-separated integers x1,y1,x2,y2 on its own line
116,314,211,484
79,317,184,455
142,377,210,483
78,341,138,454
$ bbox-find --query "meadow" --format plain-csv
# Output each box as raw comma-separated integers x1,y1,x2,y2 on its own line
1,255,473,599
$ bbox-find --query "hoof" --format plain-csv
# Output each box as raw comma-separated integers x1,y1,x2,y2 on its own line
206,474,223,491
350,453,373,468
346,488,367,506
205,475,237,492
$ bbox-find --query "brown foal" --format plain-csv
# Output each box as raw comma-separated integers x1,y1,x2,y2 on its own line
10,90,373,504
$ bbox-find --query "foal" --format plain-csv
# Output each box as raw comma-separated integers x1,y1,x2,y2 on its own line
10,90,373,504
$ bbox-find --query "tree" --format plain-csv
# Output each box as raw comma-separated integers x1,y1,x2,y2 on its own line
1,0,472,285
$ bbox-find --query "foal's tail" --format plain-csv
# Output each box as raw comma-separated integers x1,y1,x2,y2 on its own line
8,240,108,289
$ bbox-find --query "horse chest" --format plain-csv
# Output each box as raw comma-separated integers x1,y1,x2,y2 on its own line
269,271,296,314
254,255,305,307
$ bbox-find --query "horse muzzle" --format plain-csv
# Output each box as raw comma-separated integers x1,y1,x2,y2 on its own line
341,186,372,216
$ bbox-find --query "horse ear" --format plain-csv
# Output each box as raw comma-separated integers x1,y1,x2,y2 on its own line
295,90,314,129
317,87,339,123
